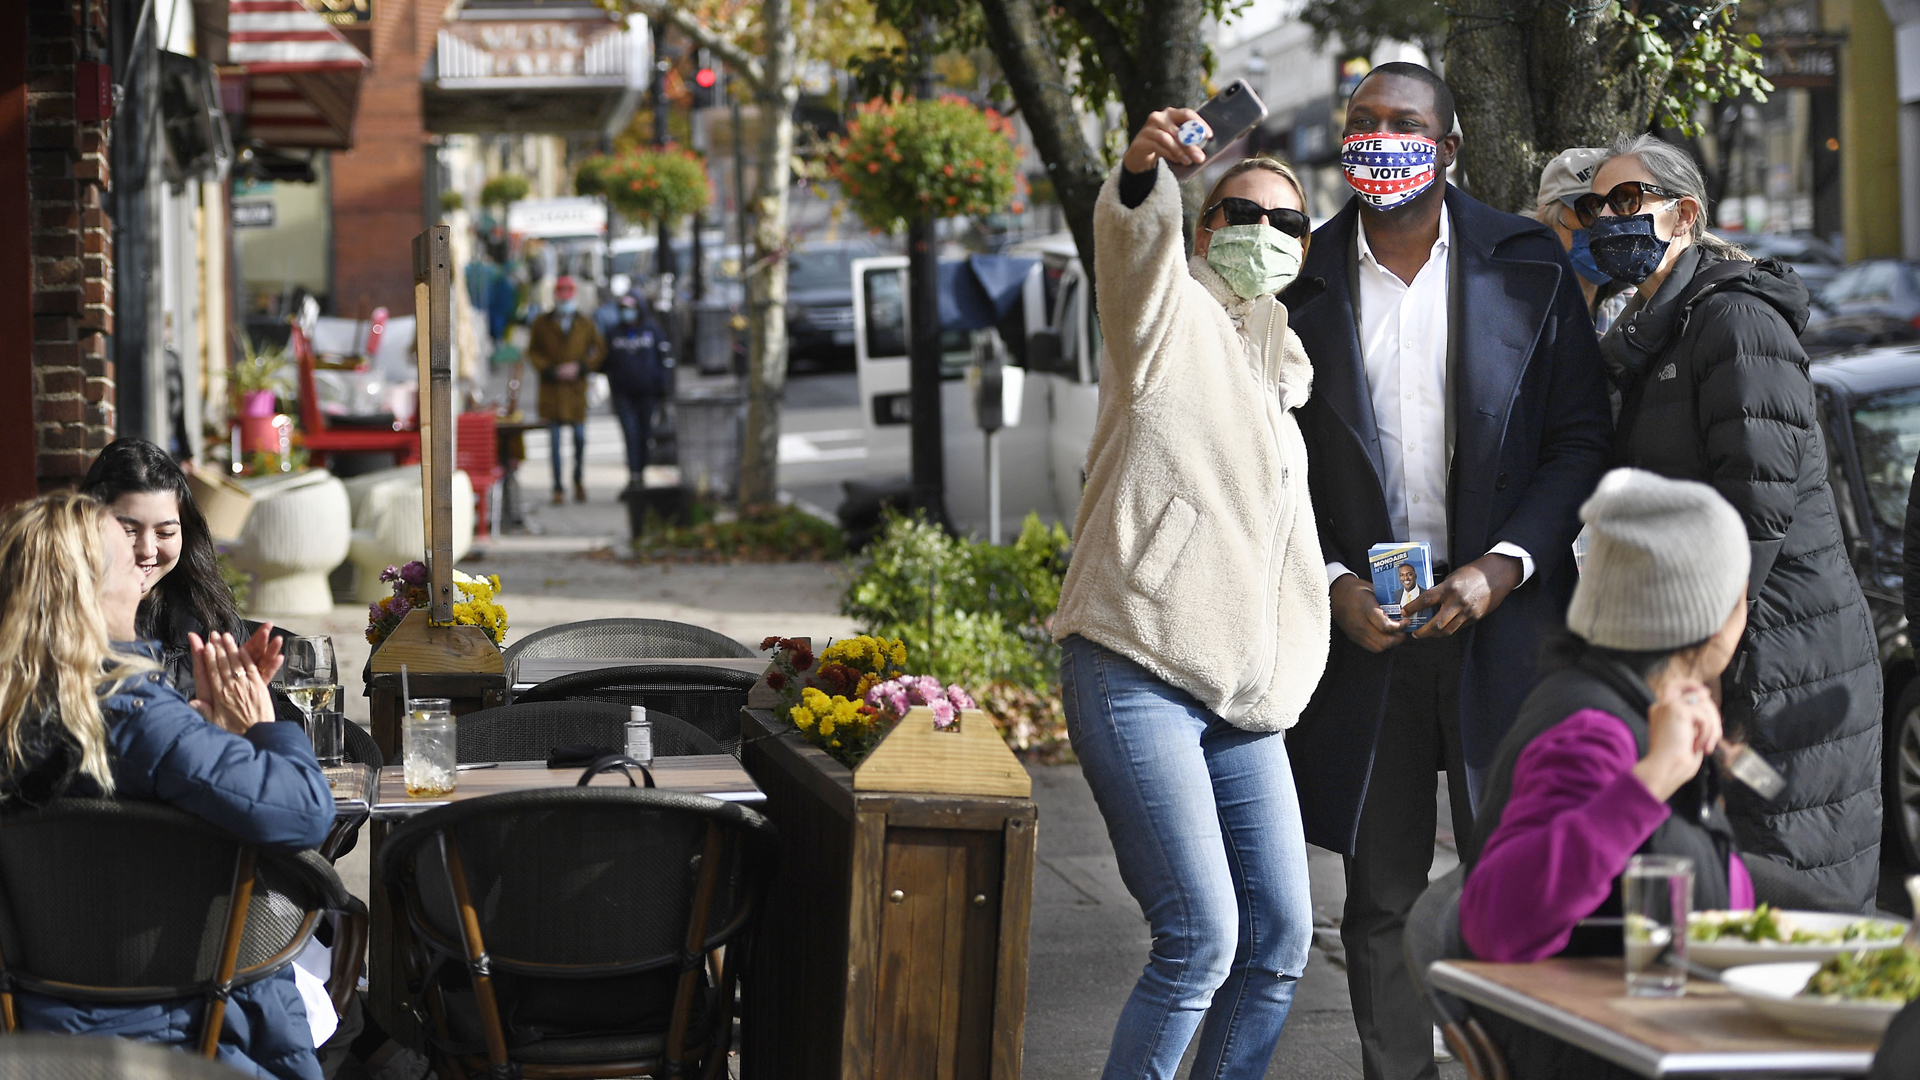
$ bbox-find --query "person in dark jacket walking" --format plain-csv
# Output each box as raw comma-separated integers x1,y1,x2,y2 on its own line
604,293,673,491
1588,134,1881,909
0,493,334,1080
1280,63,1613,1080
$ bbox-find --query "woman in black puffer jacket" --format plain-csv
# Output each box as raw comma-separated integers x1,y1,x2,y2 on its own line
1586,134,1881,910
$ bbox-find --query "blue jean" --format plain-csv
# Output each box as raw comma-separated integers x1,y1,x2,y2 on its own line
1061,635,1314,1080
611,392,658,479
547,421,585,491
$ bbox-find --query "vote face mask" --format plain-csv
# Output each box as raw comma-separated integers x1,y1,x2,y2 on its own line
1586,214,1670,285
1567,227,1610,286
1341,133,1439,210
1205,225,1304,299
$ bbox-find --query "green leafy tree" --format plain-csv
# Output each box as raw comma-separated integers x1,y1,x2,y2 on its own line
1298,0,1772,213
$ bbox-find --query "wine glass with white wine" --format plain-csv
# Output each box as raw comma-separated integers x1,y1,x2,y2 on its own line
280,636,339,719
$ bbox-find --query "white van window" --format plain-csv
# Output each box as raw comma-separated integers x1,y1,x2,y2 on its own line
864,267,908,357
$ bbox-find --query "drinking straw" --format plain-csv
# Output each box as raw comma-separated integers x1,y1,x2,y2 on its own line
401,664,412,711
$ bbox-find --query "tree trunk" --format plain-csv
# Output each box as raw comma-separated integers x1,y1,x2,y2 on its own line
1447,0,1662,213
975,0,1105,285
738,0,801,508
1125,0,1208,133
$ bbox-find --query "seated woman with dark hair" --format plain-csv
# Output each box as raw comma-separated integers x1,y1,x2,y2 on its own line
80,438,299,726
0,492,333,1080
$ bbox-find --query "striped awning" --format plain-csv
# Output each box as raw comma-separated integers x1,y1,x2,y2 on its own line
220,0,367,149
228,0,368,72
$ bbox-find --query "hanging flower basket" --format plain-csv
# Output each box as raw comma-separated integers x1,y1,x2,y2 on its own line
826,95,1023,234
579,146,712,227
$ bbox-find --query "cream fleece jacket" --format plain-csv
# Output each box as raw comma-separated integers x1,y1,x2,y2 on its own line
1053,163,1330,732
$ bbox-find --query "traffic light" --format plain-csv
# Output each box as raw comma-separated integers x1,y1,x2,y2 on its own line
692,49,719,108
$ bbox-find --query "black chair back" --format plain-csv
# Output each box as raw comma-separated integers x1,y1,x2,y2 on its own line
514,665,756,756
0,800,347,1058
0,1032,254,1078
379,788,776,1077
1870,995,1920,1080
1403,866,1509,1079
503,618,754,671
453,701,724,763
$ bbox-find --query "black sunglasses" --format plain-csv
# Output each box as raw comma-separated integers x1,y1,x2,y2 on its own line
1571,181,1684,228
1204,197,1310,238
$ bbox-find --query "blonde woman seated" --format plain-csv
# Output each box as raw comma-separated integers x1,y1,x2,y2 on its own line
0,493,333,1080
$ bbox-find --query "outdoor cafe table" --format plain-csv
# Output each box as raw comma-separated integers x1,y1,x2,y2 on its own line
508,655,768,695
335,756,766,1039
1428,958,1880,1077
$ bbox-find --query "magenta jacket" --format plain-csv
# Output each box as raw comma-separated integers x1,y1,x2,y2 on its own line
1462,708,1754,962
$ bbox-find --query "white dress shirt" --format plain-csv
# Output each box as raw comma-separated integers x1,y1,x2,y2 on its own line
1328,207,1534,588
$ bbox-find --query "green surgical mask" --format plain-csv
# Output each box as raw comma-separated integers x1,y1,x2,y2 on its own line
1204,224,1304,299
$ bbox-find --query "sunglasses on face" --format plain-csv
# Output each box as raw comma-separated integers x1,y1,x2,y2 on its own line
1205,197,1310,238
1571,181,1684,228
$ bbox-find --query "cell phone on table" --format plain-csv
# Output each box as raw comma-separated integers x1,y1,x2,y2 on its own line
1170,79,1270,181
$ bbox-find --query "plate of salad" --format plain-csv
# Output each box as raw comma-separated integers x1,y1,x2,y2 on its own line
1721,946,1920,1038
1686,905,1907,970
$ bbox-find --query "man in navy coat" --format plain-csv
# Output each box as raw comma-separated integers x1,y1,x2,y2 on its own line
1279,63,1612,1079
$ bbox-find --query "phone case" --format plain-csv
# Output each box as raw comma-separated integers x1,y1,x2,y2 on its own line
1171,80,1270,181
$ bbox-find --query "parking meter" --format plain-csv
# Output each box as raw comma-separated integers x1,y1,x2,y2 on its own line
968,331,1025,543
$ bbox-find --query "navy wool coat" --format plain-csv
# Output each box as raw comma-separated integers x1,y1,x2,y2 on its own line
7,643,334,1080
1278,187,1614,856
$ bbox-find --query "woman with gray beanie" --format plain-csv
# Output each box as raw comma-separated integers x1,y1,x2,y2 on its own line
1588,135,1880,908
1454,469,1756,1074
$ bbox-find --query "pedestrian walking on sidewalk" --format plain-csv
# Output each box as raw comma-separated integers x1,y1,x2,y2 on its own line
527,275,605,504
1532,147,1633,335
1051,110,1328,1080
604,293,672,490
1278,62,1612,1080
1588,135,1881,910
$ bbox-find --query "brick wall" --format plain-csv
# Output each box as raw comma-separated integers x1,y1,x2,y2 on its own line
329,0,425,318
26,0,114,489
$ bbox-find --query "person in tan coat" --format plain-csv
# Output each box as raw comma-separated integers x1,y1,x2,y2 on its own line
526,275,606,503
1050,108,1328,1079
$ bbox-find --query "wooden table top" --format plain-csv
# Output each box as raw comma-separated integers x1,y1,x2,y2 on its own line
1429,958,1879,1077
510,655,767,692
366,756,764,820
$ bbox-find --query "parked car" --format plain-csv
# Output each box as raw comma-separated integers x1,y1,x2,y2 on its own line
1809,343,1920,873
1803,259,1920,358
786,239,877,371
1713,229,1844,295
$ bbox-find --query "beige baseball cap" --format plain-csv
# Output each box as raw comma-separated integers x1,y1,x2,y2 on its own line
1536,147,1610,209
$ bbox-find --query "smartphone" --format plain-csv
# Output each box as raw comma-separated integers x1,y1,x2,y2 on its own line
1171,79,1270,181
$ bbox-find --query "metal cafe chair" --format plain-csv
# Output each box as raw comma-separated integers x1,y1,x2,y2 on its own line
0,1031,254,1078
1404,865,1510,1080
514,665,757,758
380,787,777,1080
502,618,755,672
0,800,366,1057
454,701,724,763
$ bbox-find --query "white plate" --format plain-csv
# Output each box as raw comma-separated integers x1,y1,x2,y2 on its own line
1688,911,1909,970
1721,961,1906,1038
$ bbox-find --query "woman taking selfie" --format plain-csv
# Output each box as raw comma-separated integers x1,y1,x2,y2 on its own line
0,492,331,1079
1052,107,1328,1080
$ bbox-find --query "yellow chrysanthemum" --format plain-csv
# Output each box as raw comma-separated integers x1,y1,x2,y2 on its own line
790,706,815,730
819,716,836,737
891,644,907,667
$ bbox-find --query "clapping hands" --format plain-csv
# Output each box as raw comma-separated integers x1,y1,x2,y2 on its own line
188,625,283,734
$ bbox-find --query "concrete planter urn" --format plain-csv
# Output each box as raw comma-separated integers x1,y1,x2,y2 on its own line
230,471,352,616
347,468,475,602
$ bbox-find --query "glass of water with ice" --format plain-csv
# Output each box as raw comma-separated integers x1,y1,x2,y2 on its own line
403,698,456,797
1623,854,1693,997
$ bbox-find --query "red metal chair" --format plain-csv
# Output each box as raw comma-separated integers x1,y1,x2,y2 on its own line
291,323,420,469
456,410,503,537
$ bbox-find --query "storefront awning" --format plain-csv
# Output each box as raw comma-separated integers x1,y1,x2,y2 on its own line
214,0,369,149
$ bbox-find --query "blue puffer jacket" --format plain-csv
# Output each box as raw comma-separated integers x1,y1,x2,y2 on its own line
12,642,334,1080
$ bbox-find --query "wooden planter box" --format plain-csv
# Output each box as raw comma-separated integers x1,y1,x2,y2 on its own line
739,707,1036,1080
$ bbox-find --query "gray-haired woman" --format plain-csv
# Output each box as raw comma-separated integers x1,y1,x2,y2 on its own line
1584,133,1881,909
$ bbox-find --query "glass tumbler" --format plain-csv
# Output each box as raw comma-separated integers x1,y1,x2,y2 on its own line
403,698,456,797
1623,854,1694,997
308,705,344,768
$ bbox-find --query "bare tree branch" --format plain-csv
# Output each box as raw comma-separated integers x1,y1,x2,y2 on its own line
624,0,768,87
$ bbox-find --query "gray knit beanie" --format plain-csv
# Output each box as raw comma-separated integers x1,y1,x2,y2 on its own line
1567,468,1750,651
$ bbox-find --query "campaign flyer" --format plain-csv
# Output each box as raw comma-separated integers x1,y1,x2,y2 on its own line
1368,541,1434,631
